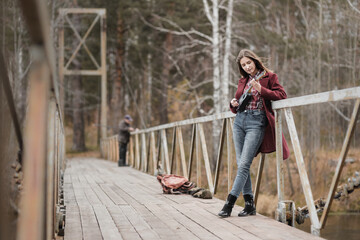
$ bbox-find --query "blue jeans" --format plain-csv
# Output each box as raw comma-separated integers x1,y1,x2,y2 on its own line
118,142,128,166
230,110,267,198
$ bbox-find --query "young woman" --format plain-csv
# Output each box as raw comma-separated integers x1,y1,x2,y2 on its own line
218,49,290,218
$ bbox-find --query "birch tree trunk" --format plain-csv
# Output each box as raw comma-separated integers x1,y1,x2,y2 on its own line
352,22,358,85
310,0,323,183
160,32,172,124
203,0,221,169
202,0,221,116
222,0,234,110
124,38,131,111
146,49,152,124
203,0,237,168
146,0,154,126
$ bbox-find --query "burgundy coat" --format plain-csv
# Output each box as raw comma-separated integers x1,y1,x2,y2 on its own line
230,71,290,160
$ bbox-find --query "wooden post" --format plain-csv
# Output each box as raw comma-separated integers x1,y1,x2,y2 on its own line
109,138,113,161
108,140,111,160
146,134,151,173
104,140,107,159
195,124,201,186
320,99,360,228
110,138,113,161
116,135,119,163
170,127,177,174
141,133,147,172
175,132,181,175
135,134,140,169
58,11,64,112
46,98,56,240
198,123,214,194
227,118,233,193
108,139,111,160
161,129,171,174
106,140,109,159
176,127,188,178
254,153,265,206
275,110,285,202
284,108,321,235
129,137,134,167
113,137,116,162
151,132,157,175
156,131,162,172
214,119,226,194
17,47,50,240
54,111,59,208
188,124,196,181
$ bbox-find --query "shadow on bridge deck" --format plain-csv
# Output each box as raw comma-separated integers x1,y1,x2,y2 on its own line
64,158,323,240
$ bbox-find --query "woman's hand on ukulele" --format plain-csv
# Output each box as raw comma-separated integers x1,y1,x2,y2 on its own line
249,79,261,93
230,98,239,107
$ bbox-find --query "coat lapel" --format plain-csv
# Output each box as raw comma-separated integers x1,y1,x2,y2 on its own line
238,77,248,95
237,71,269,98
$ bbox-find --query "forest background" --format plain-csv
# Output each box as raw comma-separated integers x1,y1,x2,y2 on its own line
1,0,360,218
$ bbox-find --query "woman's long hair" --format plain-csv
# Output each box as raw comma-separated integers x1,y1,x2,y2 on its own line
236,49,272,78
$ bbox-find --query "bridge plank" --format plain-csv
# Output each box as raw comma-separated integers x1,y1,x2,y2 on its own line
159,203,220,240
201,201,319,240
64,158,324,240
99,183,127,205
93,205,123,240
63,181,82,240
112,183,185,239
201,201,282,240
119,205,161,240
83,185,102,205
190,203,262,240
79,204,103,240
144,203,201,240
64,204,82,240
171,202,242,240
107,205,142,240
72,180,103,240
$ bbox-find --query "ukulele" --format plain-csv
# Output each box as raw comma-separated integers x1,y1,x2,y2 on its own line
236,70,266,112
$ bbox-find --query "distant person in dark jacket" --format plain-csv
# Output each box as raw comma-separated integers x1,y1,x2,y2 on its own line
118,115,134,166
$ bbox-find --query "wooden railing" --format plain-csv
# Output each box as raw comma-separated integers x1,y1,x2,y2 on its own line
272,86,360,236
100,135,119,162
101,111,266,205
101,86,360,237
0,1,67,240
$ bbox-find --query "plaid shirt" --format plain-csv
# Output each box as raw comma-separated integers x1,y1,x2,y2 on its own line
243,70,265,110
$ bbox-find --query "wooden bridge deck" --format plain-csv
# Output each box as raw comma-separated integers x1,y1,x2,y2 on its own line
64,158,323,240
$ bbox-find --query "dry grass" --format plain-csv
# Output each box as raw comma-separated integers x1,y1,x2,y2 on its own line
66,150,101,159
256,194,279,216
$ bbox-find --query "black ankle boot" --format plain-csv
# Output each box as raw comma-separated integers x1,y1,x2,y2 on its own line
238,194,256,217
218,194,237,218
